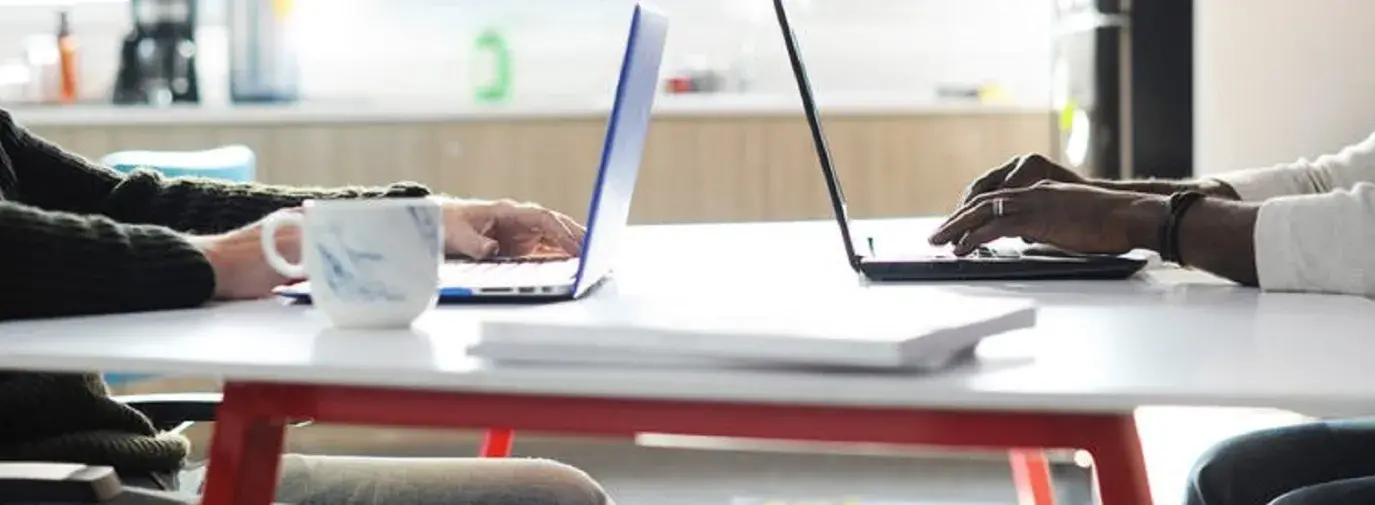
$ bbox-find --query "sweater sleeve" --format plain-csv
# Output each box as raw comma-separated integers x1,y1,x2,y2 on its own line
1,108,431,234
0,201,214,320
1250,182,1375,297
1210,131,1375,201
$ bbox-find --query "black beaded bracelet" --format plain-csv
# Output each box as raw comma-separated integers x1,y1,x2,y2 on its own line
1159,191,1208,265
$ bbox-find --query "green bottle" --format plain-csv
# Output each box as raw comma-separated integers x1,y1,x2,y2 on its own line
473,28,512,103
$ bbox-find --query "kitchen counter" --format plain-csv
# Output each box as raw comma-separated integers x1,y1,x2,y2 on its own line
10,93,1052,126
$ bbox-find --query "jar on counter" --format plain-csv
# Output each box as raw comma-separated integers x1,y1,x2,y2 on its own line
22,34,61,103
0,59,31,102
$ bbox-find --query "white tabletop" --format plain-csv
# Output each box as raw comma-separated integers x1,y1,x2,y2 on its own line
1,219,1371,414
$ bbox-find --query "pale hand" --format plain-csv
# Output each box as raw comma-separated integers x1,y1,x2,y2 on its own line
188,209,302,300
190,200,587,301
441,198,586,259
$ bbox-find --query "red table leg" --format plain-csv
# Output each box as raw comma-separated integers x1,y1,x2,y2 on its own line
1087,416,1153,505
201,383,289,505
1009,449,1058,505
207,382,1153,505
480,428,515,457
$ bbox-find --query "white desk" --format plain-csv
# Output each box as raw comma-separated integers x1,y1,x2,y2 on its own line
0,219,1370,505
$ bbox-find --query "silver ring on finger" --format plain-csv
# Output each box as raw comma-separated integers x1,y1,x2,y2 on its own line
992,197,1007,218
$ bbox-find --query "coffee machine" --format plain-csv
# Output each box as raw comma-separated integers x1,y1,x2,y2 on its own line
113,0,199,105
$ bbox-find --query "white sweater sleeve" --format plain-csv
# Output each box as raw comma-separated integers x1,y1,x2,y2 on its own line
1208,132,1375,296
1210,131,1375,200
1251,184,1375,296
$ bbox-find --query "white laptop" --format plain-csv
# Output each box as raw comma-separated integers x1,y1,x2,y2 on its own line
473,291,1036,371
277,4,668,303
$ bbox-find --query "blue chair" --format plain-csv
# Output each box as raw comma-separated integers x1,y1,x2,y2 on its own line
101,145,256,182
100,145,256,386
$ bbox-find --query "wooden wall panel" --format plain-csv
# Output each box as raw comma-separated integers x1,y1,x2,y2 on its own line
826,113,1056,219
760,116,830,221
635,117,758,223
208,125,274,180
331,124,442,188
436,119,603,220
263,125,338,186
26,112,1053,223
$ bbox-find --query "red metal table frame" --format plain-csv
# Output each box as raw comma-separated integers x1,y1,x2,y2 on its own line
200,381,1151,505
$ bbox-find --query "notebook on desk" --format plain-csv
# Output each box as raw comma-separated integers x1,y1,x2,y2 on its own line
471,291,1036,371
273,4,667,304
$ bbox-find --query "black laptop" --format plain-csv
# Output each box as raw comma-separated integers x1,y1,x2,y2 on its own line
772,0,1147,282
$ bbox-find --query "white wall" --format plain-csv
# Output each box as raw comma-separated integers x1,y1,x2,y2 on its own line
1195,0,1375,175
0,0,1055,105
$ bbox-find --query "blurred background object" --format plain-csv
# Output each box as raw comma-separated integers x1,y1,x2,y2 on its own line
1051,0,1193,181
56,9,78,103
0,0,1055,106
114,0,199,105
227,0,299,103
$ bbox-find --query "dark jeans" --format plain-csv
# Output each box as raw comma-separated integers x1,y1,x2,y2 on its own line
1186,419,1375,505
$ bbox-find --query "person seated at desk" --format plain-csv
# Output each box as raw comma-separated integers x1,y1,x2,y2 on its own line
0,107,609,504
934,133,1375,505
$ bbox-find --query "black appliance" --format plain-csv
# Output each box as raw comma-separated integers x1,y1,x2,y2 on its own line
113,0,199,105
1052,0,1193,179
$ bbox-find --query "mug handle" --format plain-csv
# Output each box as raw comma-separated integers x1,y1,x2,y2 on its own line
260,212,307,278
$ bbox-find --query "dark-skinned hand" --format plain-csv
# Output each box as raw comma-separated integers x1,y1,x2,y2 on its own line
957,153,1087,206
929,181,1167,256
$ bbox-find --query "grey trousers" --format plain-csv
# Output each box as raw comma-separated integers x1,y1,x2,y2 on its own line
1185,419,1375,505
113,454,612,505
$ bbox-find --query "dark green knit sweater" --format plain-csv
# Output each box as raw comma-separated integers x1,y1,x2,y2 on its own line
0,107,430,473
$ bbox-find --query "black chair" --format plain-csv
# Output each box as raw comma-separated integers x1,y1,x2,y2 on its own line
0,394,223,504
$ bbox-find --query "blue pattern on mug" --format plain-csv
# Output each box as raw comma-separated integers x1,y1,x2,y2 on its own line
406,205,442,253
316,226,406,303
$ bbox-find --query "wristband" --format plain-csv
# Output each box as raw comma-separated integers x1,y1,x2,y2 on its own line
1159,191,1207,265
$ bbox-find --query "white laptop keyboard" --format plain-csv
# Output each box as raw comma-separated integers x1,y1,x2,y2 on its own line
441,257,581,288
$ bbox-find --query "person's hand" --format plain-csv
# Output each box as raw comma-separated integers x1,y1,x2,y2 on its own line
187,209,302,300
929,182,1167,256
441,199,586,259
958,153,1087,206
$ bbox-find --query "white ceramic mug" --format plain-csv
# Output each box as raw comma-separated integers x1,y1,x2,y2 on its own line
261,198,444,328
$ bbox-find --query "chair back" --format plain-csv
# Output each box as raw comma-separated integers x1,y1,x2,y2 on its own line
100,145,255,182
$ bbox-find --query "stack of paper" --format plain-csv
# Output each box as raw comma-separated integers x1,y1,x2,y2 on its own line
472,291,1036,371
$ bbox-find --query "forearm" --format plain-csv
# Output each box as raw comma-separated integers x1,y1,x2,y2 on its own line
0,202,214,320
1173,198,1261,286
1134,188,1375,296
1,108,431,234
1094,178,1241,200
103,171,431,234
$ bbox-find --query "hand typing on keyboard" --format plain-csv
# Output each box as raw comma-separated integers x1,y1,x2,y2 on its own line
929,182,1166,256
441,199,587,259
447,243,573,263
